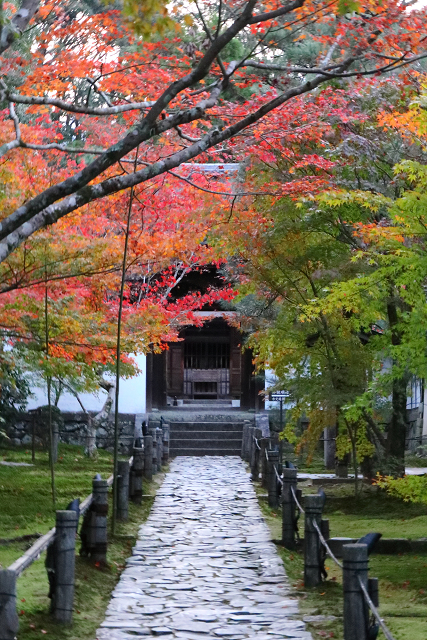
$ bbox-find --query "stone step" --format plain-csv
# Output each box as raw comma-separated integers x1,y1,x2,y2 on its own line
182,399,233,405
169,434,242,448
170,431,243,441
149,411,253,423
170,422,244,432
169,448,242,456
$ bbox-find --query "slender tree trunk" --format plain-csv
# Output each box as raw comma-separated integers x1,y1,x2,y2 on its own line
112,148,138,535
44,271,56,508
386,297,408,477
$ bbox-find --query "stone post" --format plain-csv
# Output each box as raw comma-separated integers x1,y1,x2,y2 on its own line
250,428,262,480
343,544,369,640
162,423,170,464
248,426,255,469
156,427,163,470
0,570,19,640
52,510,77,623
52,424,59,464
323,427,336,470
267,450,280,508
144,435,153,480
130,447,144,504
88,477,108,564
117,460,130,521
260,437,268,487
150,428,158,473
281,468,297,549
243,420,252,462
304,494,324,587
241,422,249,460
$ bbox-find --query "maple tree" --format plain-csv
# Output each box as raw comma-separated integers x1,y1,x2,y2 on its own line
0,0,426,266
211,70,427,478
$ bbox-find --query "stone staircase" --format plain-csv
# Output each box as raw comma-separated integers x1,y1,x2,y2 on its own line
169,421,244,456
149,409,253,456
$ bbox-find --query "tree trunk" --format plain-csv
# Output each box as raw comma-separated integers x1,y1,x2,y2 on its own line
86,379,115,458
386,375,408,477
386,297,408,477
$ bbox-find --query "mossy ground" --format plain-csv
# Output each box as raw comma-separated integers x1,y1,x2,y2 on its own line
0,443,162,640
257,479,427,640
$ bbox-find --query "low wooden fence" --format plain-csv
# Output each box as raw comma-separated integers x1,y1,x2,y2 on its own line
241,426,397,640
0,423,169,639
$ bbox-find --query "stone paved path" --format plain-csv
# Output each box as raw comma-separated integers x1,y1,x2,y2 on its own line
97,456,312,640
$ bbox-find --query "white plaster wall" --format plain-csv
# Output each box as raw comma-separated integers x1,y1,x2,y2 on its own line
26,354,147,414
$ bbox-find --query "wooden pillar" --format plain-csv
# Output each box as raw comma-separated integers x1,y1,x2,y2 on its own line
144,435,153,480
240,349,253,410
145,352,154,413
343,544,369,640
130,447,144,504
152,352,167,409
267,450,280,508
52,510,77,623
0,570,19,640
117,460,129,521
281,468,297,549
304,494,323,587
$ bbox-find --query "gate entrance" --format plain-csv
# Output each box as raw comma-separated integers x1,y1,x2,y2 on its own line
183,341,230,399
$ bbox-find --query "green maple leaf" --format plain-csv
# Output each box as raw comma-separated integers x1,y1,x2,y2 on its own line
338,0,360,15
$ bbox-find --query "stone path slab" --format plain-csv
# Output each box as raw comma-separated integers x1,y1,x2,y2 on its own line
97,456,312,640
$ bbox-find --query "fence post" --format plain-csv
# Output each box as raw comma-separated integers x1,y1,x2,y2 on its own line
117,460,130,521
281,467,297,549
51,510,77,623
267,450,280,508
81,477,108,564
144,435,153,480
241,422,249,460
304,494,323,587
343,543,369,640
260,437,268,487
248,426,255,468
250,428,261,480
150,428,158,473
130,447,144,504
162,423,169,464
0,569,19,640
156,427,163,470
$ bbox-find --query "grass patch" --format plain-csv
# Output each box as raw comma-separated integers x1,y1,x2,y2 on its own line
313,482,427,540
0,443,162,640
0,443,113,549
256,482,427,640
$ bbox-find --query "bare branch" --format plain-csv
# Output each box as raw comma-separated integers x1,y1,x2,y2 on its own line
2,90,156,115
175,126,201,143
